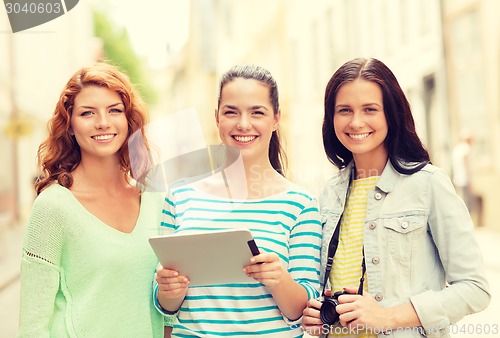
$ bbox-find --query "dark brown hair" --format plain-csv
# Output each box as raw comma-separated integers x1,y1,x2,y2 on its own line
217,64,287,176
323,57,430,174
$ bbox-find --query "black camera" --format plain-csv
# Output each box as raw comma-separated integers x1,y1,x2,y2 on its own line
319,290,348,325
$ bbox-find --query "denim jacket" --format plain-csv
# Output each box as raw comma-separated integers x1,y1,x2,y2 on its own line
319,161,490,338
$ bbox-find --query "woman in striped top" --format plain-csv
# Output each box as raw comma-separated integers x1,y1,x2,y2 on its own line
302,58,490,337
155,65,322,337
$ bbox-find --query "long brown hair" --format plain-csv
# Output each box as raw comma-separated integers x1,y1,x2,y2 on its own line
217,64,287,176
35,62,151,194
323,58,430,174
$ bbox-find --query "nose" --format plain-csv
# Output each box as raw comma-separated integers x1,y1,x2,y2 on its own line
236,114,251,131
349,112,364,129
95,112,110,129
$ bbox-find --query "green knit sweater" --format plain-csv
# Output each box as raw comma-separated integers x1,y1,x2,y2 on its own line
17,184,164,337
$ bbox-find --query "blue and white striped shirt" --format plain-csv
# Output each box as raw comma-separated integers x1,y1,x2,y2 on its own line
155,183,322,337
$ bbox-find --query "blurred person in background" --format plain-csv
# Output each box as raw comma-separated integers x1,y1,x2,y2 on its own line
451,131,482,226
451,131,472,203
302,57,490,337
17,62,166,337
154,64,322,337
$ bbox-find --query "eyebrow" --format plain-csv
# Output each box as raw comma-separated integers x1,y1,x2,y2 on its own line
335,103,382,109
222,104,268,111
250,105,268,111
76,102,124,110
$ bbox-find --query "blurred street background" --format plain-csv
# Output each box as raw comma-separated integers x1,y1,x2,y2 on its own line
1,0,500,337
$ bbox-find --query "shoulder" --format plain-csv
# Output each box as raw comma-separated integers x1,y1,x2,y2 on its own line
421,163,455,191
284,181,318,203
318,169,344,203
393,163,454,196
26,184,73,232
419,163,440,174
386,161,442,182
140,190,166,208
409,163,450,183
323,170,343,189
33,183,72,209
170,182,198,199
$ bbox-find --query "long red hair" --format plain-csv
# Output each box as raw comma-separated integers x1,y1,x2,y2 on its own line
35,62,151,195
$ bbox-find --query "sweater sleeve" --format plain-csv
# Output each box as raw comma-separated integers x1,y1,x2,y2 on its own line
154,190,178,318
159,190,177,233
288,196,322,299
282,195,322,325
17,187,65,338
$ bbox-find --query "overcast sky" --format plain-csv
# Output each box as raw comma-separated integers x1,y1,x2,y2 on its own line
90,0,190,68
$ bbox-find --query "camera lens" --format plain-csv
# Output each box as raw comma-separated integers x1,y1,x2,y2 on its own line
319,298,340,325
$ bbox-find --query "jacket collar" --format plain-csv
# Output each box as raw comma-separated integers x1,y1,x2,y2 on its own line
377,160,401,194
339,160,399,194
330,162,355,208
332,160,403,204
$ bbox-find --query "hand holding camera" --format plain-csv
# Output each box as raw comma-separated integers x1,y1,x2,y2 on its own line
319,289,352,325
302,288,360,336
305,287,398,336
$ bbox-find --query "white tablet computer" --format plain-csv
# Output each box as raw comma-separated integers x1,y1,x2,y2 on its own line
149,228,260,286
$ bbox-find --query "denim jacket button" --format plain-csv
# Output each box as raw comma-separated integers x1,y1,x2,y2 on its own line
401,221,409,229
372,257,380,264
374,192,382,200
369,222,376,230
375,293,383,301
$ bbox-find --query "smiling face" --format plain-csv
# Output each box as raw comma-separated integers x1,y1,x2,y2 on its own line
333,78,388,165
216,78,279,167
70,85,129,162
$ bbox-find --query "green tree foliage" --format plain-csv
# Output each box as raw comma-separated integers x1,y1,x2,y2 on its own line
92,9,157,104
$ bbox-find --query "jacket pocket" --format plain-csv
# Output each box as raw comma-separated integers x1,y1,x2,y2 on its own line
382,213,427,262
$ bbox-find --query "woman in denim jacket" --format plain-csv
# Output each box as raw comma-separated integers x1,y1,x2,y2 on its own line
302,58,490,338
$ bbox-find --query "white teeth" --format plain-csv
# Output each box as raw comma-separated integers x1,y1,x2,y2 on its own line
350,133,370,139
234,135,256,143
93,134,114,141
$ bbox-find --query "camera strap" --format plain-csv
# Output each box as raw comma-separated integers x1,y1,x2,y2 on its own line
321,218,341,295
321,171,367,296
357,248,366,295
322,227,367,296
321,171,352,296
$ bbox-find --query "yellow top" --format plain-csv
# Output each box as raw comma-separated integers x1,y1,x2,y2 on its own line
329,176,379,338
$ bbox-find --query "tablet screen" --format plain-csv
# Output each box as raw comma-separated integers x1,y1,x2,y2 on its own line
149,228,260,286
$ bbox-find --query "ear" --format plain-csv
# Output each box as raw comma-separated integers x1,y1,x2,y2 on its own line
273,109,281,131
215,108,220,126
68,126,75,136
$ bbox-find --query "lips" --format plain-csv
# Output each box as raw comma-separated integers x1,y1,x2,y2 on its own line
349,132,371,140
92,134,116,141
233,135,257,143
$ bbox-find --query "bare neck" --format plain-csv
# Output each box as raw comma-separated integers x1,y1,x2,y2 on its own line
70,156,132,194
353,154,387,179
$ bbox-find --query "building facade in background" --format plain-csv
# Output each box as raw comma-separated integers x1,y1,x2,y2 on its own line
1,0,498,236
441,0,500,228
0,3,97,256
166,0,500,229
